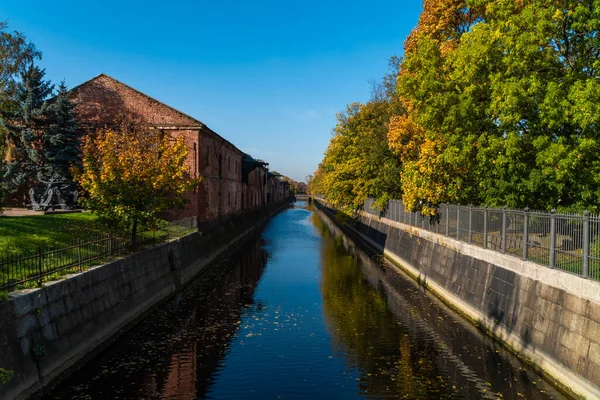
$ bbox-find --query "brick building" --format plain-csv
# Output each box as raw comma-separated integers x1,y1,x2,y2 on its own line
69,74,289,221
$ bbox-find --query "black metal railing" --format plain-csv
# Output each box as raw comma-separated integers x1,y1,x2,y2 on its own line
362,198,600,281
0,217,198,294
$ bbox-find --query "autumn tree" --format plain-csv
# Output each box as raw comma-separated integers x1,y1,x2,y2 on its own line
297,182,308,194
313,0,600,213
388,0,483,215
390,0,600,212
75,126,201,247
313,57,404,211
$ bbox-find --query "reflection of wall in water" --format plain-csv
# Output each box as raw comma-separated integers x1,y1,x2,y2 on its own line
156,238,268,399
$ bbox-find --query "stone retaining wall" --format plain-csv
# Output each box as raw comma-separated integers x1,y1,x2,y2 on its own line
0,203,288,400
315,200,600,400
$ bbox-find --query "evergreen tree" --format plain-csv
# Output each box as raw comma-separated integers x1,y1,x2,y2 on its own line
42,81,80,182
0,22,40,206
0,64,53,190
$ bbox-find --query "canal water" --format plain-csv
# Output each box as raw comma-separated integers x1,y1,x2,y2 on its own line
45,202,567,399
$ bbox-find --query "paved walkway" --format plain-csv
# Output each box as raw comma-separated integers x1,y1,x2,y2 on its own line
0,208,82,217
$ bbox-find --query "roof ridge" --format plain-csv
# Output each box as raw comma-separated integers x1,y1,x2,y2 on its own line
69,73,251,158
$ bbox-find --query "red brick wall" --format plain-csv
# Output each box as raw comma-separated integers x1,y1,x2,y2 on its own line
197,128,245,221
68,74,285,223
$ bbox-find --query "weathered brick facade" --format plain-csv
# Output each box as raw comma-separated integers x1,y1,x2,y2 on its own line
68,74,289,222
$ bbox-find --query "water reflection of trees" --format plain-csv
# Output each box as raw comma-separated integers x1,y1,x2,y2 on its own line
314,213,564,400
315,214,455,399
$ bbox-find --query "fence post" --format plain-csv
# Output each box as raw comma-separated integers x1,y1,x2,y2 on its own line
456,206,461,240
583,211,590,278
523,208,529,261
421,211,425,229
550,209,556,268
37,247,43,287
108,233,112,256
501,206,507,253
77,238,82,272
483,206,488,249
436,208,440,234
409,210,412,226
445,205,449,236
468,205,473,244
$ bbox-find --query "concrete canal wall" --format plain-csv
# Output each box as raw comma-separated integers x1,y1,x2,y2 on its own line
315,200,600,400
0,202,289,400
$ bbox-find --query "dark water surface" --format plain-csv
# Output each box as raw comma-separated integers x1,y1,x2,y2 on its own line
45,202,567,399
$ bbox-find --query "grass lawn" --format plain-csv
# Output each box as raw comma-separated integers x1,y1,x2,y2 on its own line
0,212,196,295
0,212,107,256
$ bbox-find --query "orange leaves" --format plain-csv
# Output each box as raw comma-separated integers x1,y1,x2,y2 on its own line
388,112,425,163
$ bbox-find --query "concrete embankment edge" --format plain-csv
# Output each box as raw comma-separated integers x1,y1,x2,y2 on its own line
0,202,289,400
314,200,600,400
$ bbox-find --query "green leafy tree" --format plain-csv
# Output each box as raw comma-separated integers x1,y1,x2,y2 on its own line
0,21,41,112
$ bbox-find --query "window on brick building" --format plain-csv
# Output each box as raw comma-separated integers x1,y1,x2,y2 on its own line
206,145,209,166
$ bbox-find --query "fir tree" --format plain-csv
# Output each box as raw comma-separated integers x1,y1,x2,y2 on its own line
0,64,53,189
42,81,80,182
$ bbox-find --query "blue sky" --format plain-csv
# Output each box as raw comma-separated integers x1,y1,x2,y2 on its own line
1,1,422,182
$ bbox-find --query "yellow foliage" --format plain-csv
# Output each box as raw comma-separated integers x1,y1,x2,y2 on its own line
74,126,201,240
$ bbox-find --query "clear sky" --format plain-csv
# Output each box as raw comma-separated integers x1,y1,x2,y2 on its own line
1,1,422,182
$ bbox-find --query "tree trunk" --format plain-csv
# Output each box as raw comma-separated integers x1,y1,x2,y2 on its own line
131,218,138,249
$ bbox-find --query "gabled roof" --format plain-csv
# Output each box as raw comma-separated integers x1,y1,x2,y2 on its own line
69,73,259,164
69,73,206,128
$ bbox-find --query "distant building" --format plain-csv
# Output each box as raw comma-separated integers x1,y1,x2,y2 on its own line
68,74,289,221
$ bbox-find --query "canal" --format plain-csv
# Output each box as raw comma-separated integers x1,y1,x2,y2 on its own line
45,202,567,399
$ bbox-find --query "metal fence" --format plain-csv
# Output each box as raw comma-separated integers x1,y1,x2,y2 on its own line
0,217,198,294
363,199,600,281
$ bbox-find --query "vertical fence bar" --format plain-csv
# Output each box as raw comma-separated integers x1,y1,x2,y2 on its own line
77,238,82,272
468,205,473,244
550,209,556,268
483,207,488,249
37,248,43,287
583,211,590,278
446,204,450,236
456,207,460,240
501,207,507,253
523,208,529,260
